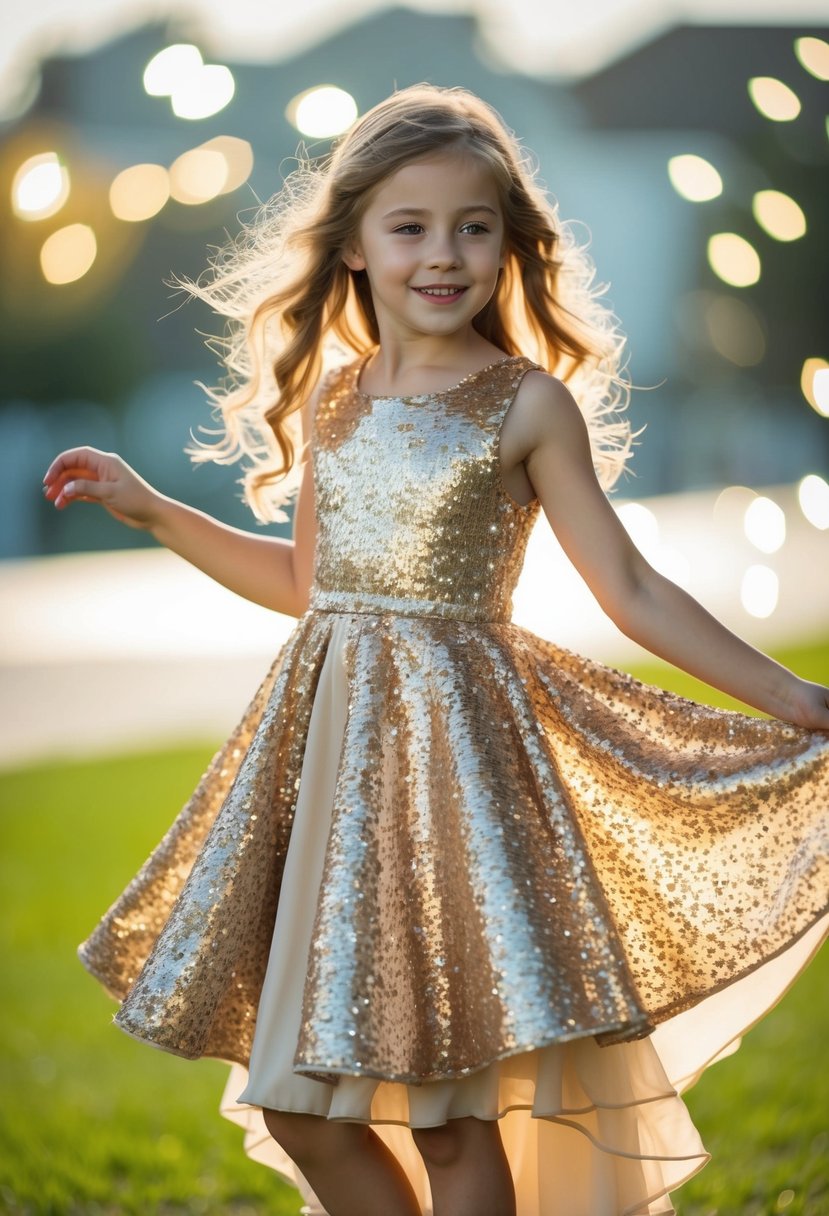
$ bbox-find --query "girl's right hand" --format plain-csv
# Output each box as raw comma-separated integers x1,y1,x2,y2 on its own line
42,447,165,532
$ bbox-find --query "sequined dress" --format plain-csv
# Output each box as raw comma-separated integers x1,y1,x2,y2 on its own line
79,354,829,1216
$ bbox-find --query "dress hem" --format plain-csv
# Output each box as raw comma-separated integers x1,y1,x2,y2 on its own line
290,1014,644,1086
598,894,829,1046
84,895,828,1089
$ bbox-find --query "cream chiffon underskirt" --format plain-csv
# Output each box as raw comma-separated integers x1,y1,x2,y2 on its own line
219,615,829,1216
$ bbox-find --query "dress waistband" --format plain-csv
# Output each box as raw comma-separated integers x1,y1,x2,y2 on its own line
308,587,510,624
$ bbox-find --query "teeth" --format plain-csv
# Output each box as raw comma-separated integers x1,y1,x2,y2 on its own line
418,287,463,296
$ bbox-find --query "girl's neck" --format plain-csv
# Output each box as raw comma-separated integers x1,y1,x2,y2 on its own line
359,337,510,399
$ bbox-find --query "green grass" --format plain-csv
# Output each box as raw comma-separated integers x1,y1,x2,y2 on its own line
1,641,827,1215
0,749,298,1216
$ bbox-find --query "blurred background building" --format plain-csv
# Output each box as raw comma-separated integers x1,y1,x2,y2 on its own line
2,6,827,559
0,3,827,763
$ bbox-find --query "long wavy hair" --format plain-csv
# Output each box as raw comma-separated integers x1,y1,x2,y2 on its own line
182,83,639,522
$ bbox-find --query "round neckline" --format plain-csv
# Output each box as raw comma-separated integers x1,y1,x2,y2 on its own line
354,352,525,400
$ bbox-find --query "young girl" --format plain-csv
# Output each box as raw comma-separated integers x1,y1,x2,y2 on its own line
43,84,828,1216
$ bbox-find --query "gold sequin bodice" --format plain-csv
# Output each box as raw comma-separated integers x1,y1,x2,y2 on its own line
308,355,542,623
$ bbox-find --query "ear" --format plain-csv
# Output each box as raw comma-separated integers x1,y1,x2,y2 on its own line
342,245,366,272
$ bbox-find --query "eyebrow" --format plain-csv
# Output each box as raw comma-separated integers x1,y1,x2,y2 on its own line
382,205,499,219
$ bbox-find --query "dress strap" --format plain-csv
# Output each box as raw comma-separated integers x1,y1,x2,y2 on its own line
479,356,543,431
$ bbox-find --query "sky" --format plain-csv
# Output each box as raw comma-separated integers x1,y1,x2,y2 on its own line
3,0,828,115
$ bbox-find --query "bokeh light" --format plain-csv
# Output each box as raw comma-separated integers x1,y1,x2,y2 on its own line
667,154,722,202
743,496,786,554
286,86,358,138
713,484,757,527
198,136,254,193
801,359,829,418
172,64,235,121
798,475,829,530
740,565,779,618
143,44,235,120
704,295,765,367
39,223,97,284
747,76,801,122
109,163,170,221
143,45,203,96
169,147,228,204
794,36,829,81
707,233,760,287
12,151,70,220
752,190,806,242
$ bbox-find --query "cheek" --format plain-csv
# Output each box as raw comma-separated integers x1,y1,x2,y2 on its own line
372,244,417,279
471,243,505,274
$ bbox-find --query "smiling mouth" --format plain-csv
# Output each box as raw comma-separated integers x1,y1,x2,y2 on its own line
413,286,468,298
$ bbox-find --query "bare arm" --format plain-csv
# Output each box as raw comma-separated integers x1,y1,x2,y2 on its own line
508,372,829,732
42,389,320,619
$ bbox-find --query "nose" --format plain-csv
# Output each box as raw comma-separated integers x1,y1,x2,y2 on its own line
426,231,461,270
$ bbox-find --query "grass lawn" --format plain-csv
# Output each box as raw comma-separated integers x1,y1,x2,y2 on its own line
1,640,827,1215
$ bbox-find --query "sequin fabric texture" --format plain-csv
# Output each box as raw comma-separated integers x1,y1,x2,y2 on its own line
79,354,829,1085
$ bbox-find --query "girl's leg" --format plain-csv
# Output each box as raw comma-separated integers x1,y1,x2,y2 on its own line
262,1108,421,1216
412,1116,516,1216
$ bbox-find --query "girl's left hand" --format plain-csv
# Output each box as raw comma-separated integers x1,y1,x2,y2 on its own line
776,677,829,733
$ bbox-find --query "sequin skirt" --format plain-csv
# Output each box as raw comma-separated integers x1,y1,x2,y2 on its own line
78,605,829,1216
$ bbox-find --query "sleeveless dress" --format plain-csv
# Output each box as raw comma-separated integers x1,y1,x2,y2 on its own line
78,354,829,1216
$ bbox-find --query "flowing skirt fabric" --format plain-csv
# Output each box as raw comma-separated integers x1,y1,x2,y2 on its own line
217,615,828,1216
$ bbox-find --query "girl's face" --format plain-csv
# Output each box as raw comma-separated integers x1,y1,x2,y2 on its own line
343,151,506,345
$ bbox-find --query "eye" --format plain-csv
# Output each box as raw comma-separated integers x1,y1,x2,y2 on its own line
393,223,424,235
461,221,490,235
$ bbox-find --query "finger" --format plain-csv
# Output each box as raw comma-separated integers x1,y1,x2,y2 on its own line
43,464,102,499
43,447,108,485
59,477,107,505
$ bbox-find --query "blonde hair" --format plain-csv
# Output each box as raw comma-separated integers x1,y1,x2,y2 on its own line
183,83,638,522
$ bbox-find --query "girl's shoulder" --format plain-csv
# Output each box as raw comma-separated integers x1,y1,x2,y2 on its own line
511,367,584,432
506,369,597,471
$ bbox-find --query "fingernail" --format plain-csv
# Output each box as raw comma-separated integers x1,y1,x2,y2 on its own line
64,481,75,496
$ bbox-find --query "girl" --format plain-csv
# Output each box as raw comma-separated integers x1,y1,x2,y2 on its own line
43,84,828,1216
